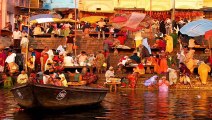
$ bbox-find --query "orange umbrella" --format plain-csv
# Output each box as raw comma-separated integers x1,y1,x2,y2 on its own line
80,16,106,23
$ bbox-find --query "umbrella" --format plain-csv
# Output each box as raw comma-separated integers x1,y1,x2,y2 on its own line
112,22,125,29
110,16,127,23
55,18,77,23
205,29,212,40
123,12,146,29
180,19,212,37
113,13,150,31
205,29,212,57
30,14,61,23
110,16,128,29
80,16,106,23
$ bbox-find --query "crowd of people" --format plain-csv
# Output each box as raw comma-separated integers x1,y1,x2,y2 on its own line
0,17,211,92
103,17,211,91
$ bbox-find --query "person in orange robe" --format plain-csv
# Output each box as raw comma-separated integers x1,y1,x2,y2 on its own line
154,54,161,74
146,54,156,65
159,52,168,74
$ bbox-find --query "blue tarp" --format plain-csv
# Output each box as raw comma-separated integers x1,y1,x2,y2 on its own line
42,0,78,9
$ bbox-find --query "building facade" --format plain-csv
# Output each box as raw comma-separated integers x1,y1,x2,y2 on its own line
0,0,15,30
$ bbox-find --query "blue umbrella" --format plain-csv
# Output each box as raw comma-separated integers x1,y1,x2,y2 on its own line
180,19,212,37
30,14,61,23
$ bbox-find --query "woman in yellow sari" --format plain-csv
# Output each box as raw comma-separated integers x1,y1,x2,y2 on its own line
164,35,173,53
198,62,211,85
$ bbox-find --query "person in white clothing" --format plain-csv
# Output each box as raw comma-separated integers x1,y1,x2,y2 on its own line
63,53,74,66
17,70,28,84
58,71,68,87
5,50,16,64
105,66,115,83
43,70,50,84
12,28,22,48
33,24,42,35
5,50,18,73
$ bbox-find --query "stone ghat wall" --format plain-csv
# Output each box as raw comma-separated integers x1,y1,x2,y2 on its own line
29,37,66,50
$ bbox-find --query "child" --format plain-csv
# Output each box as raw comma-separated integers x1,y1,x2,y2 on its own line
2,73,13,89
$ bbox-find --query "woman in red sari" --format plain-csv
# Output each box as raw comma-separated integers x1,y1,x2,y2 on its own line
127,69,138,89
0,49,6,72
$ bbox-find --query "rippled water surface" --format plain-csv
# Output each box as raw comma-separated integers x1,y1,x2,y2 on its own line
0,90,212,120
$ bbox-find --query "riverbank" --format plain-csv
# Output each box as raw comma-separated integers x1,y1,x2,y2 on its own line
95,73,212,91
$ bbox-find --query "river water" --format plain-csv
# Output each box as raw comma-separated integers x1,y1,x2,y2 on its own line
0,90,212,120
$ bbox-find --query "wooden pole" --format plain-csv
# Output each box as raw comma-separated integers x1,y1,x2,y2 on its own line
25,0,31,72
149,0,152,40
171,0,175,22
74,0,77,56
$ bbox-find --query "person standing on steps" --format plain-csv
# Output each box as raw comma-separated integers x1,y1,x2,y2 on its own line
97,18,106,40
66,33,75,54
12,28,22,48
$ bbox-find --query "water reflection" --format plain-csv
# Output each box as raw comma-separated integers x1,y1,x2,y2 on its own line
0,90,212,120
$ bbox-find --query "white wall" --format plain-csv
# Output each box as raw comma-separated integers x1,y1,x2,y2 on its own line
175,0,203,9
2,0,6,29
1,0,15,30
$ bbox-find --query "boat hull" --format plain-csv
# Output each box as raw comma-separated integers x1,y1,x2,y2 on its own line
10,84,36,108
11,84,108,109
33,84,107,109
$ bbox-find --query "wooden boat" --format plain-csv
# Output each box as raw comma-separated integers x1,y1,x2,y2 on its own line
10,84,36,108
11,84,108,109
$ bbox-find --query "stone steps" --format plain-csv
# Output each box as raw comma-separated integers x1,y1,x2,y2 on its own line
29,37,66,49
